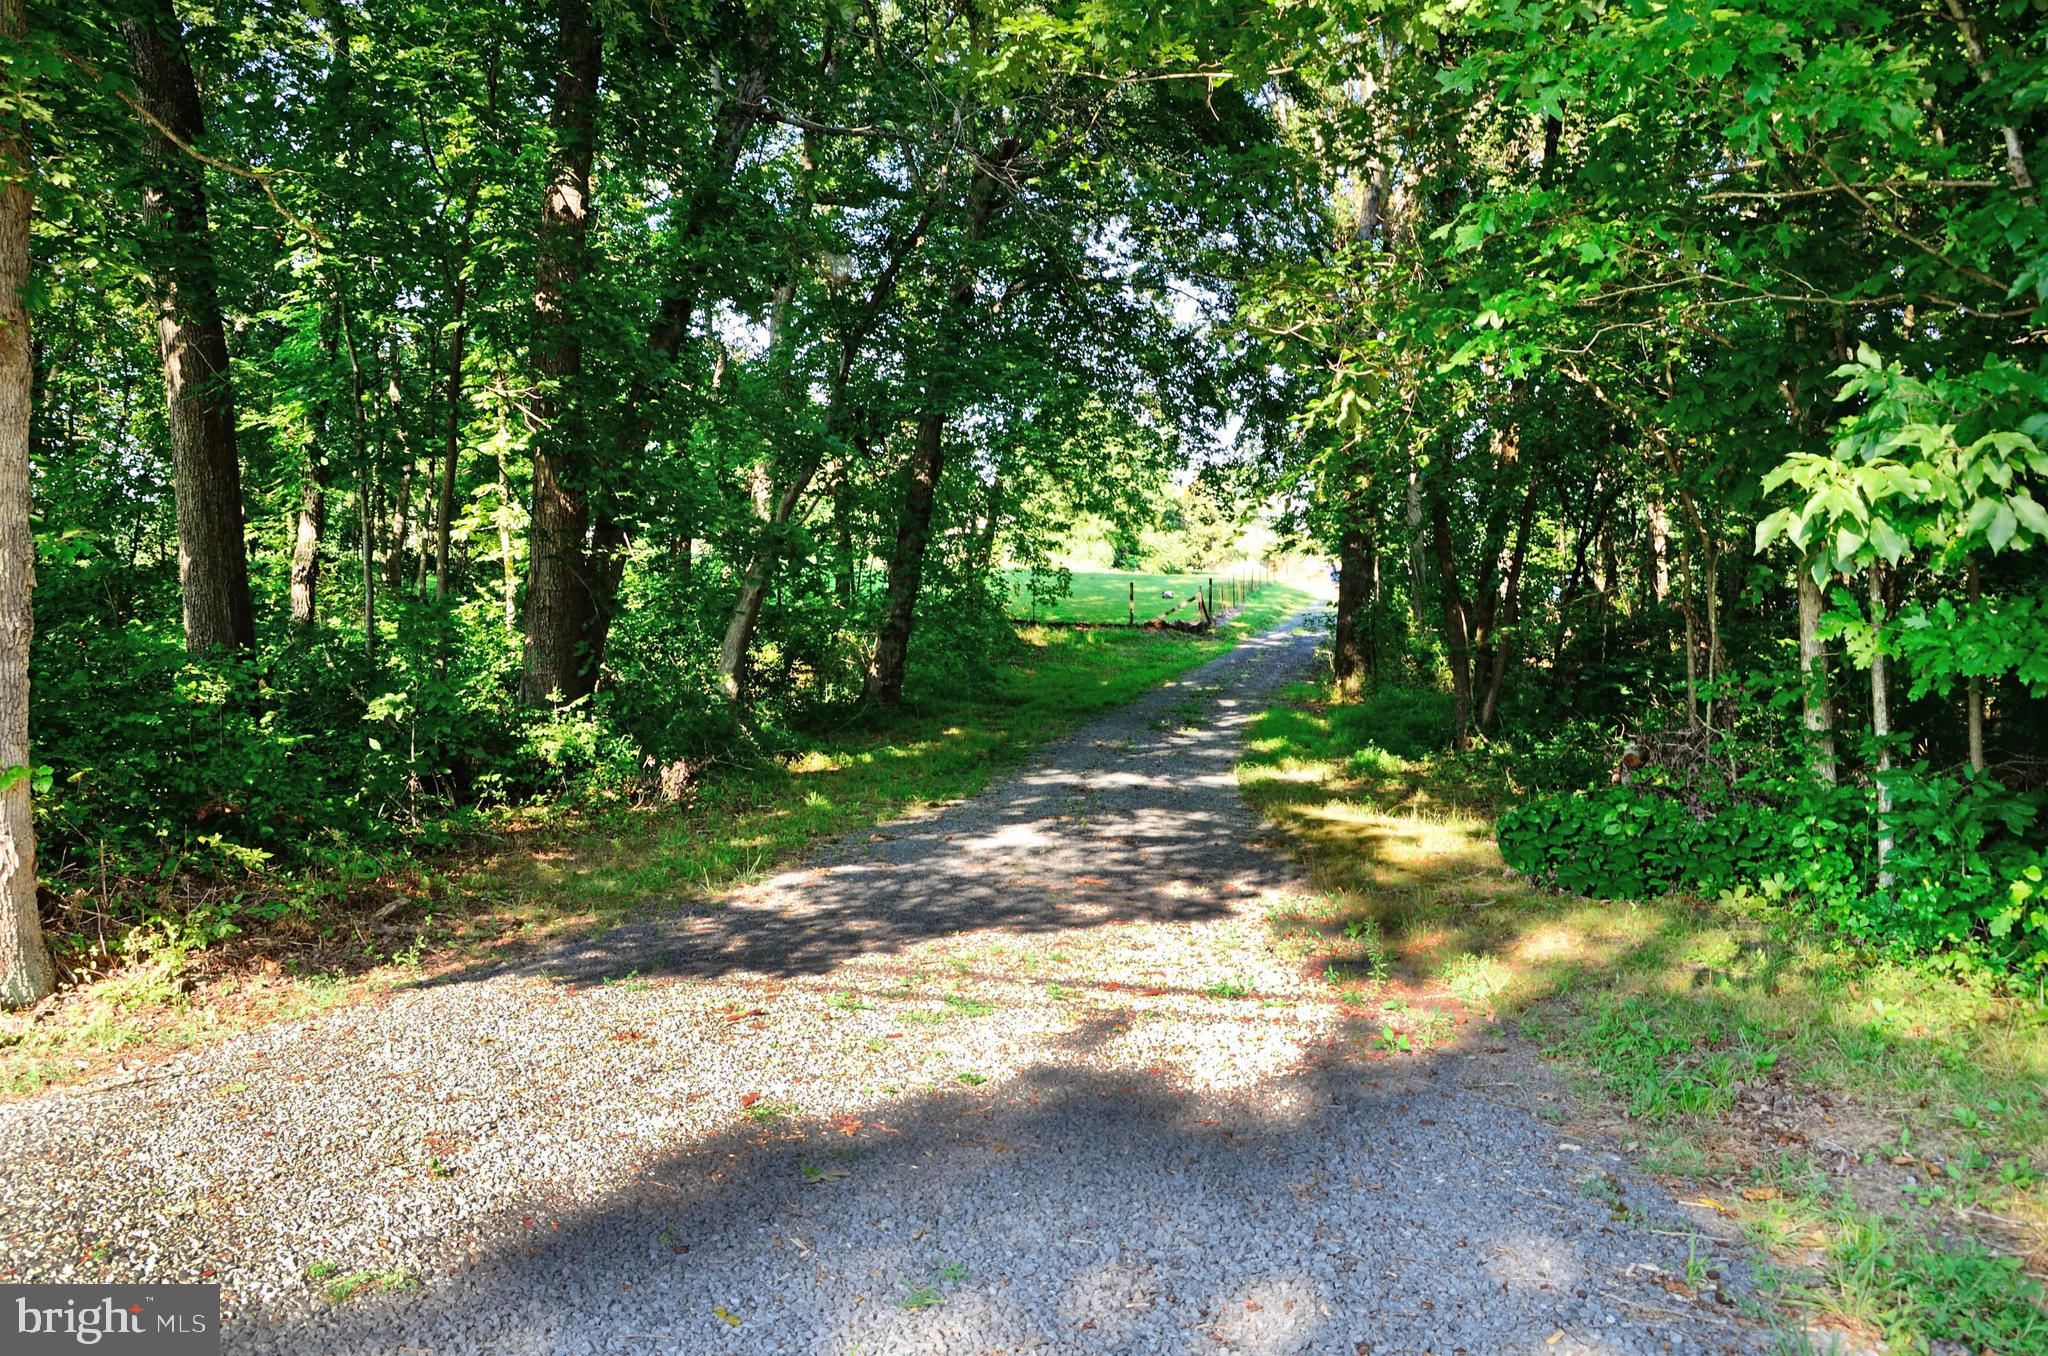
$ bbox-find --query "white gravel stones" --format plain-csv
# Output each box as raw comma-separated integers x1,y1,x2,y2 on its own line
0,614,1768,1353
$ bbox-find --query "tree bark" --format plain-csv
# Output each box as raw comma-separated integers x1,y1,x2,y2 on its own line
521,0,602,704
716,474,815,701
1943,0,2038,204
973,474,1004,573
1429,493,1473,751
1966,558,1985,773
383,341,410,593
1332,514,1372,698
1796,565,1837,783
288,435,326,627
1404,460,1427,629
1477,484,1537,731
123,0,254,653
435,280,465,601
1869,567,1893,885
865,412,946,705
496,453,517,632
713,175,947,705
0,0,52,1007
334,290,375,659
1645,496,1669,603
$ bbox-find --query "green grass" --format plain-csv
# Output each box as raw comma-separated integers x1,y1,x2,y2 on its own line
1238,677,2048,1351
1004,568,1284,624
305,1262,416,1304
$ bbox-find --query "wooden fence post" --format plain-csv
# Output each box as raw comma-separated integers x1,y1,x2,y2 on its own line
1128,579,1135,627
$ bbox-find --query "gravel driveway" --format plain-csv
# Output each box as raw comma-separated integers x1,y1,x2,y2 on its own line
0,614,1768,1354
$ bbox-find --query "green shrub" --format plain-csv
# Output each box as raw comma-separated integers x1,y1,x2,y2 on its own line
1498,768,2046,972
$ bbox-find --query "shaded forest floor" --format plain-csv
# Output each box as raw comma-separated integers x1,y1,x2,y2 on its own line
0,586,1315,1094
1239,682,2048,1352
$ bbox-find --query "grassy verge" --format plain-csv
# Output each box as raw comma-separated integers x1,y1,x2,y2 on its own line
0,585,1316,1095
1238,679,2048,1352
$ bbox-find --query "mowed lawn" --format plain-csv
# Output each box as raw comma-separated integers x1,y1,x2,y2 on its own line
1006,568,1276,623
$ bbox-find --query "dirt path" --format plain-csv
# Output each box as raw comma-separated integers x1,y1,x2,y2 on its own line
0,615,1766,1354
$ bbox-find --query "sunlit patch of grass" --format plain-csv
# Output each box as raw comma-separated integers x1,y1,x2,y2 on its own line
1239,677,2048,1350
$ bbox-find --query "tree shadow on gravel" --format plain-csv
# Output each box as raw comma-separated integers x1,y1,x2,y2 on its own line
406,628,1322,992
237,1015,1769,1356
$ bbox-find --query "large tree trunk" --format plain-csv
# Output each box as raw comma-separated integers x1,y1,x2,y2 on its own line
123,0,254,653
1796,566,1837,783
0,0,52,1008
1332,519,1372,698
520,0,602,704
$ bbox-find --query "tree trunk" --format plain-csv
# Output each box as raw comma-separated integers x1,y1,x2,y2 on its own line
1429,494,1473,751
521,0,602,704
1796,566,1837,783
123,0,254,653
1404,460,1427,629
383,343,410,594
1477,485,1537,731
496,453,517,632
1966,558,1985,774
583,514,626,691
973,474,1003,573
862,143,1018,706
334,291,375,659
1943,0,2039,205
0,0,52,1007
865,412,946,705
1869,568,1893,885
288,436,326,627
715,473,816,701
435,283,465,601
1645,496,1669,603
1332,520,1372,698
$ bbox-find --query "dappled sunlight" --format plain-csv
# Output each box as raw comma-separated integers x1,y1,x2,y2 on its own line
1514,924,1607,965
1240,684,2048,1349
173,951,1746,1355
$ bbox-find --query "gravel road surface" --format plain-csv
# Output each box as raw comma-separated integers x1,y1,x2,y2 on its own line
0,614,1768,1354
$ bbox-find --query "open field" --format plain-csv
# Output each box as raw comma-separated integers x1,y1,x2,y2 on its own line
1005,567,1283,623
